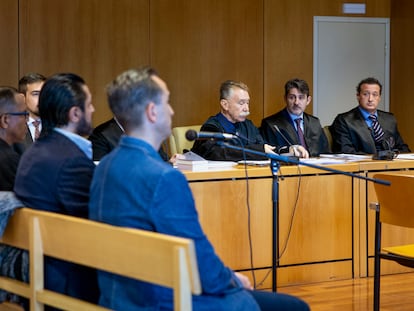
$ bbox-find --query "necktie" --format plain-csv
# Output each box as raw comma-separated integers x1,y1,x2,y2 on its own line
32,119,41,140
369,115,384,143
294,118,307,148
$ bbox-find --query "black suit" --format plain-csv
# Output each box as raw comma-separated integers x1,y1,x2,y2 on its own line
89,118,169,161
260,108,329,157
13,126,34,155
330,107,410,154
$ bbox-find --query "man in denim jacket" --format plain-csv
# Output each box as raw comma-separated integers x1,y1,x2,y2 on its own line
89,67,309,311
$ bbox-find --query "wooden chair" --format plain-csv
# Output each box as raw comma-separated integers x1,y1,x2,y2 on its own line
0,209,201,311
371,173,414,311
169,125,201,154
323,125,332,152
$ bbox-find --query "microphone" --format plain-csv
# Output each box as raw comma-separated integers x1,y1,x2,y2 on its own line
273,124,294,146
185,129,237,141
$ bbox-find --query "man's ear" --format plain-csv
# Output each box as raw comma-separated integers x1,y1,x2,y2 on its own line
220,99,228,111
68,106,81,123
145,102,157,123
0,114,9,129
306,95,312,106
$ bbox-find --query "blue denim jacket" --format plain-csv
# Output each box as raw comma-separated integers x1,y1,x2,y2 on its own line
89,136,259,310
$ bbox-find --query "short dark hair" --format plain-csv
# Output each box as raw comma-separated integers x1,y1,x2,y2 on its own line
356,77,382,95
38,73,87,136
107,67,162,131
18,72,46,94
219,80,249,100
0,87,20,113
284,78,310,97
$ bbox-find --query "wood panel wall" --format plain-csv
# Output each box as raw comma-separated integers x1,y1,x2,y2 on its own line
0,0,18,86
390,0,414,150
5,0,414,147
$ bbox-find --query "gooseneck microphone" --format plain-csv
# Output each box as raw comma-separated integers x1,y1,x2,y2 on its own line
185,129,237,141
273,124,294,146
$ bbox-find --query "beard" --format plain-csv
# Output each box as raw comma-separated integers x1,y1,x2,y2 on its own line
76,116,93,137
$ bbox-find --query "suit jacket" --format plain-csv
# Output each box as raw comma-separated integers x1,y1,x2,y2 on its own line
330,107,410,154
12,127,34,155
0,139,20,191
260,109,329,157
89,118,169,161
14,130,99,305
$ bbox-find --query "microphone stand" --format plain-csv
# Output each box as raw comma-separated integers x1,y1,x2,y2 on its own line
216,141,390,292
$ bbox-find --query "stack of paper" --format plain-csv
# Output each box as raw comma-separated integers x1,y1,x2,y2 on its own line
176,151,209,171
176,151,237,171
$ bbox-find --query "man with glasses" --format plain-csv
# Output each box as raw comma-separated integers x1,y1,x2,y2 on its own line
191,80,308,161
0,86,28,308
260,78,329,157
330,77,410,154
0,87,28,189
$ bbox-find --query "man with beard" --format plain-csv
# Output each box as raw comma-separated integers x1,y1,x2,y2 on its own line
14,73,99,308
191,80,308,161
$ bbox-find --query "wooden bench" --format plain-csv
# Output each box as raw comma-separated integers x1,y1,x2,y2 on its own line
0,208,201,310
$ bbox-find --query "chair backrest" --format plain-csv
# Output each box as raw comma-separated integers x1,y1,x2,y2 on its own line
169,125,201,154
373,173,414,228
323,125,333,152
0,208,201,311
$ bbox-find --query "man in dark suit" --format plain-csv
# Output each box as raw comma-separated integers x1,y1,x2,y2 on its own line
260,78,329,157
14,73,99,308
13,73,46,154
89,117,172,162
330,77,410,154
192,80,308,161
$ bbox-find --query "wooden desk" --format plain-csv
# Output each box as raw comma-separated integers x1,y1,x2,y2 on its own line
182,159,414,288
184,163,359,288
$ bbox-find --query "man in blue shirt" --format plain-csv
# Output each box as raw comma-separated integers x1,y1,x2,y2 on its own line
14,73,99,309
89,67,309,311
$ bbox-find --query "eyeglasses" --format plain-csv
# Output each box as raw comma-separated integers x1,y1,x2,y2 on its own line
2,111,30,119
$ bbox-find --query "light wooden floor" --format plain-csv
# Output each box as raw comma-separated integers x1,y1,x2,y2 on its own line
277,272,414,311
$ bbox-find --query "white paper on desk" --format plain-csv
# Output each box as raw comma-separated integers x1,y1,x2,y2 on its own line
396,153,414,160
299,158,347,165
319,153,372,161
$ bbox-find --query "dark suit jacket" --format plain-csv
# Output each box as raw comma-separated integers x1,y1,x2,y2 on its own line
14,130,99,304
0,139,20,191
13,126,34,155
88,118,123,161
330,107,410,154
89,118,169,161
260,109,330,157
191,115,267,161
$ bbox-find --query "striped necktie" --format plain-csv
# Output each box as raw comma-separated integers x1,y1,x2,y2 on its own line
369,114,384,143
32,119,41,140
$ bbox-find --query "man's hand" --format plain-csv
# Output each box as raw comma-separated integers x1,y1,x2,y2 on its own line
289,145,309,158
264,144,276,154
234,272,253,290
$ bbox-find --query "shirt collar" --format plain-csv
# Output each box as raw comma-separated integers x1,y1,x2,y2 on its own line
216,112,237,134
54,128,92,160
358,107,377,121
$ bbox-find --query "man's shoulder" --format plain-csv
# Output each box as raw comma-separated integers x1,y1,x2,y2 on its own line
262,109,286,122
91,119,122,136
334,107,361,120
